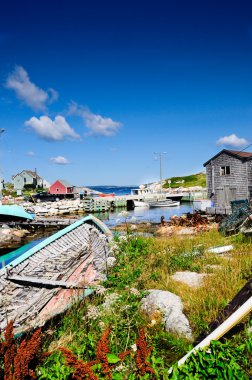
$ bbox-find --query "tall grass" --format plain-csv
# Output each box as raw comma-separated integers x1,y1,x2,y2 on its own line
36,228,252,378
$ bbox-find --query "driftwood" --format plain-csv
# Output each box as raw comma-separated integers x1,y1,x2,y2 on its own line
194,277,252,345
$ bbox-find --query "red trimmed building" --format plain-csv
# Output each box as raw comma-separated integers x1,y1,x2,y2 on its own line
49,179,74,197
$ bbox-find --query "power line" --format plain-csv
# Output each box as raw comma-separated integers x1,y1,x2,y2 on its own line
235,143,252,155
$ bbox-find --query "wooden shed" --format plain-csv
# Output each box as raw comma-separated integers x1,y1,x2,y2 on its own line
49,179,74,196
203,149,252,210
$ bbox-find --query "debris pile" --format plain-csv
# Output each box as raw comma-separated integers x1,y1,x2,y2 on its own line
167,212,209,228
158,212,211,236
219,203,251,236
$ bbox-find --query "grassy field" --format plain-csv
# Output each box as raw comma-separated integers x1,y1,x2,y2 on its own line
163,172,206,188
31,226,252,379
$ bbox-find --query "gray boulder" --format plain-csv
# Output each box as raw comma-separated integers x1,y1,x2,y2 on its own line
141,290,192,339
171,271,207,288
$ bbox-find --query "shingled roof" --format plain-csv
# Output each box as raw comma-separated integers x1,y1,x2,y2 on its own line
58,179,72,188
13,170,42,180
203,149,252,166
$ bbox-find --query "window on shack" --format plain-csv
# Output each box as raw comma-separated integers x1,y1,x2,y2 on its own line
220,166,230,176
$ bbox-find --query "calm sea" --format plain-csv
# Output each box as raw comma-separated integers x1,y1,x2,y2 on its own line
88,186,135,196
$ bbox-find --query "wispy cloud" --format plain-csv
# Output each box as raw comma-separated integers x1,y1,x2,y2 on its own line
50,156,70,165
216,134,249,147
26,151,35,156
6,66,58,111
69,103,122,137
25,115,80,141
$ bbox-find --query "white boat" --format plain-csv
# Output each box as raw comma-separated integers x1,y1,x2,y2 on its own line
131,185,183,202
148,200,180,208
133,200,149,207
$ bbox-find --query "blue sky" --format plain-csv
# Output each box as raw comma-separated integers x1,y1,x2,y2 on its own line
1,0,252,186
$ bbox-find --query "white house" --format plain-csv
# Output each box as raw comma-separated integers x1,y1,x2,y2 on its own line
13,170,44,190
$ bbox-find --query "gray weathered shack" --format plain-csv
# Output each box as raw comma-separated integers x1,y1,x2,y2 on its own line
203,149,252,209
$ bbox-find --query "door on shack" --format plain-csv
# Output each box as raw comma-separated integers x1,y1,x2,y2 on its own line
216,186,237,208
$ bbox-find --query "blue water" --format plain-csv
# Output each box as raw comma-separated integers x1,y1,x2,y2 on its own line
88,186,136,196
89,186,194,226
97,202,194,227
0,238,44,269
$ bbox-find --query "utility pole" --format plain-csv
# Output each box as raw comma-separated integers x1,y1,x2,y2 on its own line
35,167,38,188
154,152,167,192
0,129,5,203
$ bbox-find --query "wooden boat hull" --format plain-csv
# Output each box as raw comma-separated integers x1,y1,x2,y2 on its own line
0,205,34,222
0,215,112,334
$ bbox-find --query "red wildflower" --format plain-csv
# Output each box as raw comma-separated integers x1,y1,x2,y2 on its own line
60,347,98,380
96,327,112,379
135,328,155,377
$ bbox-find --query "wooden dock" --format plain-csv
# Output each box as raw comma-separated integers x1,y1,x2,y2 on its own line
0,217,79,230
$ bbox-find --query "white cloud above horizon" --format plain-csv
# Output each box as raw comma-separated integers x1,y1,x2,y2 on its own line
216,133,249,147
26,151,35,156
50,156,70,165
69,103,122,136
5,66,58,111
25,115,80,141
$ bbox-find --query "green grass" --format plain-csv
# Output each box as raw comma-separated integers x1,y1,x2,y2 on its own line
163,172,206,188
36,228,252,379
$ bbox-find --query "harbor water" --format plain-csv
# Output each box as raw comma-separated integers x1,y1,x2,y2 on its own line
97,202,193,227
0,238,45,269
0,186,194,268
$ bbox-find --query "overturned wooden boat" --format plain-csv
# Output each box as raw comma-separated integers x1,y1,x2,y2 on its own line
0,215,112,335
0,205,34,222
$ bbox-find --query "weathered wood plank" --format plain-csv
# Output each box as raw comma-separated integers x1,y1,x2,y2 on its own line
7,274,88,289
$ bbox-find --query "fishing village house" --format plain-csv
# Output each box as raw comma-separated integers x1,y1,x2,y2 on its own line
13,170,44,190
203,149,252,211
49,179,74,198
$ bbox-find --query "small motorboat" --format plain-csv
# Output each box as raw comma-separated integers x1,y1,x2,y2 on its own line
133,200,149,207
148,200,180,208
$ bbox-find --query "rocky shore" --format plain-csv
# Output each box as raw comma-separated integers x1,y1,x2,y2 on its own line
0,225,30,249
23,199,85,217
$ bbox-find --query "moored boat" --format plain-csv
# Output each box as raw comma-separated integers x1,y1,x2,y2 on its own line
133,200,149,207
148,200,180,208
0,215,112,335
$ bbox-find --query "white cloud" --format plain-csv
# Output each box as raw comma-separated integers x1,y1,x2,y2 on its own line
69,103,122,136
47,88,59,103
6,66,58,111
216,134,249,147
50,156,70,165
26,151,35,156
25,115,80,141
